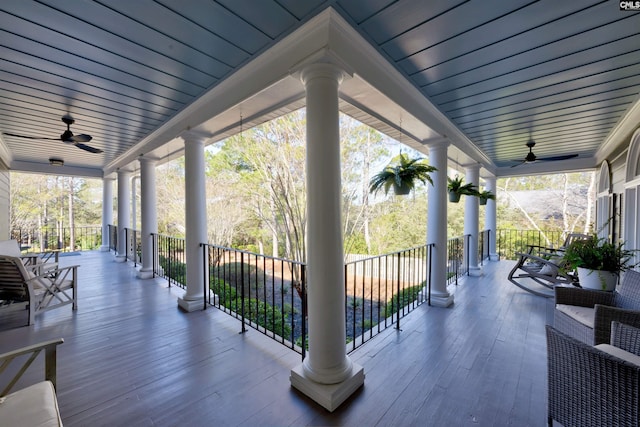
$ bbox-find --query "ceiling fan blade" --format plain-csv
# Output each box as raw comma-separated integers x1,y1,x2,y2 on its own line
3,133,60,140
70,134,92,143
536,154,578,162
510,160,527,168
74,143,103,154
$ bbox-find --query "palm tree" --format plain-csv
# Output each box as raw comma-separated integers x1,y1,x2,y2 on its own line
369,153,437,196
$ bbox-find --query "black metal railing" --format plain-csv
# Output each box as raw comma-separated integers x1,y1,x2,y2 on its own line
124,228,141,265
478,229,491,266
108,224,117,252
343,244,431,353
447,234,469,285
496,229,565,260
152,233,186,288
12,226,102,253
204,244,307,358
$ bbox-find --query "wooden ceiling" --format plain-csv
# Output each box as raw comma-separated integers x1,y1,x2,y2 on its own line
1,1,639,177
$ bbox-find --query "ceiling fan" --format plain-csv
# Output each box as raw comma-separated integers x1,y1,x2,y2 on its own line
511,139,577,167
3,116,103,153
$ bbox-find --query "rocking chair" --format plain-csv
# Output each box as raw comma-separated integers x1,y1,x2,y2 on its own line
507,233,589,297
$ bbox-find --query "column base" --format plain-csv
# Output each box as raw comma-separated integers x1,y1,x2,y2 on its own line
177,297,204,312
115,255,127,263
290,362,364,412
429,291,454,308
136,267,154,279
469,266,482,276
490,253,499,261
100,245,110,252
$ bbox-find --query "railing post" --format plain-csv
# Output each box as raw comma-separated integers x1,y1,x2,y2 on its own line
427,244,433,306
240,252,246,333
301,263,306,361
202,243,207,310
168,236,173,288
466,235,470,276
396,252,401,330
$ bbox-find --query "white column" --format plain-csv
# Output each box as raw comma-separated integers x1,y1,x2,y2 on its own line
115,170,131,262
178,131,207,312
137,157,158,279
100,177,114,252
290,62,364,412
131,176,139,230
484,175,499,261
426,140,453,307
464,164,481,275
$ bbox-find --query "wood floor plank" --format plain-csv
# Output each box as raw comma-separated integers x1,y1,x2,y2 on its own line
0,251,553,426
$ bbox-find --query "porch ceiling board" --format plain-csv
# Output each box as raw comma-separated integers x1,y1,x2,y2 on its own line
0,1,638,177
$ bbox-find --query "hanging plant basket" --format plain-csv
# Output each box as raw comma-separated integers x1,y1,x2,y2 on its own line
477,190,495,206
369,153,437,197
394,182,412,196
447,175,478,203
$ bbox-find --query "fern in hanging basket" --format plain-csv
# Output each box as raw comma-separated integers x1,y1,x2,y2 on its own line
447,175,478,203
478,190,496,205
369,153,437,196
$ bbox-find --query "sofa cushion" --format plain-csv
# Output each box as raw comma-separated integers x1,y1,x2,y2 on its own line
595,343,640,367
0,380,62,427
556,304,595,328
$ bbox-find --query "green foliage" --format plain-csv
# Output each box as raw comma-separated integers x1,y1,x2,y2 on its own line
209,266,292,339
369,194,427,253
477,190,495,201
382,284,423,318
563,236,637,273
159,255,186,284
369,153,436,196
447,175,478,196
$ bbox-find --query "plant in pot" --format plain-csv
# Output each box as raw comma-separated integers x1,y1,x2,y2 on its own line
369,153,437,196
562,235,638,291
447,175,478,203
477,189,496,206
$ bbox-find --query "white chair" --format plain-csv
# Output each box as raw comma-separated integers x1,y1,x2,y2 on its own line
0,255,77,325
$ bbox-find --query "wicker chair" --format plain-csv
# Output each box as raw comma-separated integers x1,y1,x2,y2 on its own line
546,323,640,427
554,269,640,345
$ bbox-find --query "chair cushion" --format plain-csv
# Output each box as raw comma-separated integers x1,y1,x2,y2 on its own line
0,380,62,427
595,343,640,367
539,263,558,276
556,304,595,328
0,239,22,257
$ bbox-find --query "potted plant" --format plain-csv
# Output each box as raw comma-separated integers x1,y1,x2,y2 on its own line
562,235,637,291
477,189,496,206
369,153,437,196
447,175,478,203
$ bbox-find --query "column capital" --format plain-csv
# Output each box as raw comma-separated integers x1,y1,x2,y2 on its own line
180,129,211,144
117,169,133,177
299,62,348,87
462,162,482,172
423,137,449,150
138,155,159,166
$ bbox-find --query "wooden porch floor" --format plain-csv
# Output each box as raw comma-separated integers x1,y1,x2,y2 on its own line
0,251,553,426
